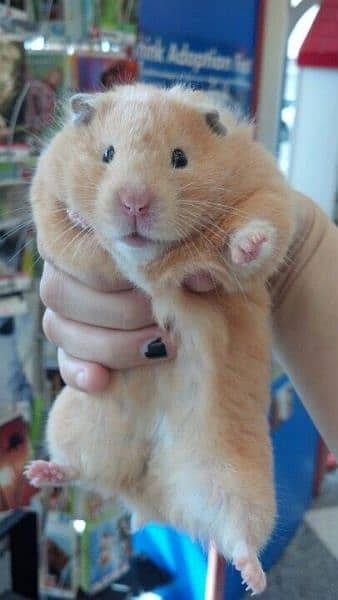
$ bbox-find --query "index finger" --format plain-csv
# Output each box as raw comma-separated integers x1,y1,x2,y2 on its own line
40,262,154,330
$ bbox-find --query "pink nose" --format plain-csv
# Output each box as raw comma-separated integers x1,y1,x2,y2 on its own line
118,187,154,217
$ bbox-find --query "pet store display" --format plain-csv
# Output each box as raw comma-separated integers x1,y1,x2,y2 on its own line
0,2,324,600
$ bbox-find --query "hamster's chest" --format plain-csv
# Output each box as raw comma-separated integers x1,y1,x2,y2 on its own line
112,243,162,294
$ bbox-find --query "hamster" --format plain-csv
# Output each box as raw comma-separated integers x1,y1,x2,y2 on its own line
26,83,294,595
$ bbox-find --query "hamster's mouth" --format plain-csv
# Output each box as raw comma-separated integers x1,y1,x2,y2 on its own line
65,206,181,253
120,233,159,248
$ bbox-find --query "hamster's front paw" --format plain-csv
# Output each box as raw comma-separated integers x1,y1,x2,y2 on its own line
24,460,76,487
229,220,276,267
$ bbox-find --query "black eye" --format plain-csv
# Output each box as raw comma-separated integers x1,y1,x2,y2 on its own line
8,433,24,450
102,145,115,163
171,148,188,169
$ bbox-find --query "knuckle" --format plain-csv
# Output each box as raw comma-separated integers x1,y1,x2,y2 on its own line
114,302,127,330
107,339,119,368
42,309,58,343
119,309,135,331
113,296,138,331
57,351,71,383
40,268,64,312
125,292,152,330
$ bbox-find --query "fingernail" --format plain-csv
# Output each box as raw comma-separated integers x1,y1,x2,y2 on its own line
75,370,87,389
143,337,168,359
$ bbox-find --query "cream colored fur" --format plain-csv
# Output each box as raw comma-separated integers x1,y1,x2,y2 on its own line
28,83,294,594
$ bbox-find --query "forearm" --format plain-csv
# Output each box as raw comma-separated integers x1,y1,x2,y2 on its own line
271,192,338,455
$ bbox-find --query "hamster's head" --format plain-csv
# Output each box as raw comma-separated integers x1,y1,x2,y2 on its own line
40,84,249,269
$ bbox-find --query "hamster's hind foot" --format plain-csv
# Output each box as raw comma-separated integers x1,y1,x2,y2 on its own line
233,542,266,595
24,460,77,487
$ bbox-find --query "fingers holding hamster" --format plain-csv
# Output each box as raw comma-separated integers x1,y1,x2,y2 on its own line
57,349,112,393
40,262,154,330
42,309,175,371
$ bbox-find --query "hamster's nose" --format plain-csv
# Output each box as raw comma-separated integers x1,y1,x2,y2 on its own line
118,187,154,217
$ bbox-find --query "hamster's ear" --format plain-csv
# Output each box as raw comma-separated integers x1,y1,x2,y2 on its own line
69,93,96,125
205,111,227,136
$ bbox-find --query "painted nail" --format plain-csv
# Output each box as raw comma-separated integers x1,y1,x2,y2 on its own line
143,337,168,359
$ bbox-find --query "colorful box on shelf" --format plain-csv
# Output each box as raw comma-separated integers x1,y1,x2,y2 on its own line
70,50,138,92
0,294,29,317
0,274,32,317
0,273,32,296
38,487,131,597
0,412,38,513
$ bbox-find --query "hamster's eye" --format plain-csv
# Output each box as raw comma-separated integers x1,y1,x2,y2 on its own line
171,148,188,169
102,145,115,163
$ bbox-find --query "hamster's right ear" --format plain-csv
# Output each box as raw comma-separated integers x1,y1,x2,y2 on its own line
69,93,96,125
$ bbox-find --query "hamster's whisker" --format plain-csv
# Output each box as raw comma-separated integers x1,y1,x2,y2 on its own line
182,195,285,221
0,203,31,216
179,178,235,193
87,234,102,259
71,227,96,263
60,225,93,259
49,220,85,250
170,218,211,276
71,235,88,263
176,209,223,248
182,199,253,220
177,208,226,246
0,220,33,243
174,214,221,282
175,212,249,299
6,236,35,267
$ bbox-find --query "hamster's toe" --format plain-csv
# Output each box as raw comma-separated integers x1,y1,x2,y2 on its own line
230,220,275,266
25,460,72,487
234,553,266,595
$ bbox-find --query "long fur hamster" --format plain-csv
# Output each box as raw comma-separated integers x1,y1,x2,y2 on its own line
26,83,294,594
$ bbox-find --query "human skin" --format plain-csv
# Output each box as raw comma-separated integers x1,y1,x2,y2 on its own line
41,192,338,457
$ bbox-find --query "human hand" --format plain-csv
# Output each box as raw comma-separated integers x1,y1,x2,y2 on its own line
41,261,178,392
40,192,310,394
41,263,212,392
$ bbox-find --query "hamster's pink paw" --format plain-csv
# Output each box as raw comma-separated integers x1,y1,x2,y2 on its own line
24,460,72,487
230,220,275,266
234,554,266,595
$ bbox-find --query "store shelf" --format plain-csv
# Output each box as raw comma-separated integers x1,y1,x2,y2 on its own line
0,178,30,188
0,216,25,230
0,274,32,295
0,509,25,539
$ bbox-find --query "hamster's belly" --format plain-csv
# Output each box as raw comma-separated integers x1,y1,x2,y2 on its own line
47,352,205,496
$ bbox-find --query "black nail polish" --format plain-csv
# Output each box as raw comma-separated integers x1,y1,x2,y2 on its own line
144,337,168,359
0,318,14,335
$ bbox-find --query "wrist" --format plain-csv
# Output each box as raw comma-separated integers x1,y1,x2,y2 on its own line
270,192,332,312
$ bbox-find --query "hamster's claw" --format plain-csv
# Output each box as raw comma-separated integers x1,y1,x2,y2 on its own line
234,555,266,595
